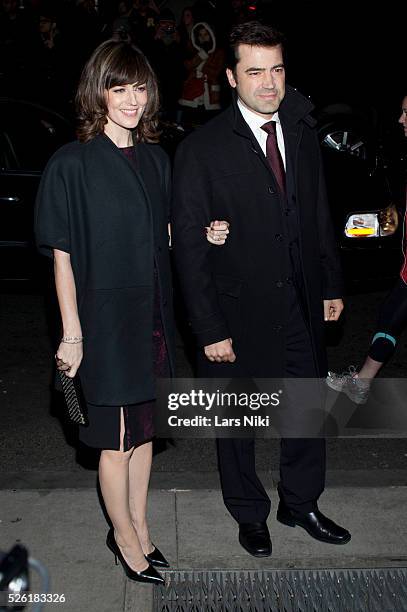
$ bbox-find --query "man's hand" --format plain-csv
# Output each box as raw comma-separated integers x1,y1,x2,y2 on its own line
204,338,236,363
323,298,344,321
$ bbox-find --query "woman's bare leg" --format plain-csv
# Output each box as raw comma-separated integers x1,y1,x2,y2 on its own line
99,408,148,571
129,440,154,555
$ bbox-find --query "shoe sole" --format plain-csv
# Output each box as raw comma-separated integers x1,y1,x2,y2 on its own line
238,536,272,557
277,514,352,545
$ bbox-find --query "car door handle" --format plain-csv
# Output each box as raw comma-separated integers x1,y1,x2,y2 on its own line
0,196,21,203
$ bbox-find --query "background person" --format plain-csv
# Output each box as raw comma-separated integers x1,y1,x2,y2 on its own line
178,5,195,57
35,39,175,585
327,95,407,403
111,0,135,42
178,21,224,126
149,9,183,121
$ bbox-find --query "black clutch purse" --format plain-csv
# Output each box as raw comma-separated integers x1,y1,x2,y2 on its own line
57,370,89,427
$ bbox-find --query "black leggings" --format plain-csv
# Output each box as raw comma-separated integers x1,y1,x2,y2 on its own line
368,278,407,362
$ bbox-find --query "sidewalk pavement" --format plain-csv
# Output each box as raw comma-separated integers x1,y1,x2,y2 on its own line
1,473,407,612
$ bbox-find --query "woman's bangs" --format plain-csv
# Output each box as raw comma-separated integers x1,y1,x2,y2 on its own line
105,48,151,89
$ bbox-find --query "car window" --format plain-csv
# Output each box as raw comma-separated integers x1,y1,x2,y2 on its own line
0,102,73,172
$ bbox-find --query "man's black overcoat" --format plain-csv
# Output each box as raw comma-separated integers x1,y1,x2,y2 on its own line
35,134,175,405
172,86,343,378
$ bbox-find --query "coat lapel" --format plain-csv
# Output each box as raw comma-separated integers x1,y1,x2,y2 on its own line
229,98,282,189
276,84,315,199
136,144,163,244
95,134,156,271
281,120,302,201
97,133,154,227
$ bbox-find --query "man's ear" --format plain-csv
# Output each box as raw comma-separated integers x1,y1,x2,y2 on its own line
226,68,237,89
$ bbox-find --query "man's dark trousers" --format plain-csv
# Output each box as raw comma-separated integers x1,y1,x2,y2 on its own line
216,283,326,524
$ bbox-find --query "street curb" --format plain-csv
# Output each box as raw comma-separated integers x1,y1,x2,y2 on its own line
1,469,406,490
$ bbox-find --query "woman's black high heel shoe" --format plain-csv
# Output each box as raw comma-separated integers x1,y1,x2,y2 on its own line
145,545,170,568
106,528,165,585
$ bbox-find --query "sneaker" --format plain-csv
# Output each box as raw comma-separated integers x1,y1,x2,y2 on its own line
326,366,370,404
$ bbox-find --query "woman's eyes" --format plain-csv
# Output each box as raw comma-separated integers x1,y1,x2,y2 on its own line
113,86,146,93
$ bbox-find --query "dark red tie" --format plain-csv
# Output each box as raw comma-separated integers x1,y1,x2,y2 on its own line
261,121,286,196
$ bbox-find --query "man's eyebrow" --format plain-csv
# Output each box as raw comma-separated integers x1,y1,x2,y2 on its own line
244,64,285,72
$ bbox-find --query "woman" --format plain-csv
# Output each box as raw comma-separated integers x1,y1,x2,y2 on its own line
177,21,225,127
178,6,195,54
35,39,174,585
326,95,407,403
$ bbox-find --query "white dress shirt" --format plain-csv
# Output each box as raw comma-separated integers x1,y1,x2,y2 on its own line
237,98,286,169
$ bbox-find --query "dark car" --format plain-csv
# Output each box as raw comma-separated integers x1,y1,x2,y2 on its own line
0,98,74,283
317,103,404,288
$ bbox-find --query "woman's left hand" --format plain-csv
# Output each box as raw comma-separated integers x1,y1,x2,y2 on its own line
55,341,83,378
206,220,229,245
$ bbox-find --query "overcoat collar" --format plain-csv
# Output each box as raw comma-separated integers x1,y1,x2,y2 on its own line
228,84,316,139
227,86,316,186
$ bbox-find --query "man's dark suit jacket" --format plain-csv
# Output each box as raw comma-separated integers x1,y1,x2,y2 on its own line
172,86,343,378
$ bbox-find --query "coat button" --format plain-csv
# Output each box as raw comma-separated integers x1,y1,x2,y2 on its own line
276,280,284,288
268,186,276,194
275,233,283,241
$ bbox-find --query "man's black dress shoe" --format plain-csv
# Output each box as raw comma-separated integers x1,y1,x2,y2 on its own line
276,500,351,545
238,522,272,557
145,545,170,568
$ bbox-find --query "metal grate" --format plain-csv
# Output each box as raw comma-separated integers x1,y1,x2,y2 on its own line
153,569,407,612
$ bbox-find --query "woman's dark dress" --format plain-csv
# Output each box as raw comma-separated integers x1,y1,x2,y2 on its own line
78,145,170,451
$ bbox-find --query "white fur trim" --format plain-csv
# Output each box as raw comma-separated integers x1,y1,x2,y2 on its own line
191,22,216,54
203,81,221,110
178,97,203,108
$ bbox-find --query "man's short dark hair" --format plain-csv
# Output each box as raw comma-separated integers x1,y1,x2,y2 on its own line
226,21,285,72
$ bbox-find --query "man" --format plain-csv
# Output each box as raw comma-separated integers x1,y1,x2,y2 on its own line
172,21,350,557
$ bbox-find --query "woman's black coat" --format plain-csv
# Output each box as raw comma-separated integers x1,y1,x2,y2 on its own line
35,134,175,405
172,86,343,378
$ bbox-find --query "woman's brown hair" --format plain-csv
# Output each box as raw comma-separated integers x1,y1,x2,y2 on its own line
76,39,160,143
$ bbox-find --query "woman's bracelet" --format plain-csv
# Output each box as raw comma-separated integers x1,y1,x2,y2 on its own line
61,336,83,344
